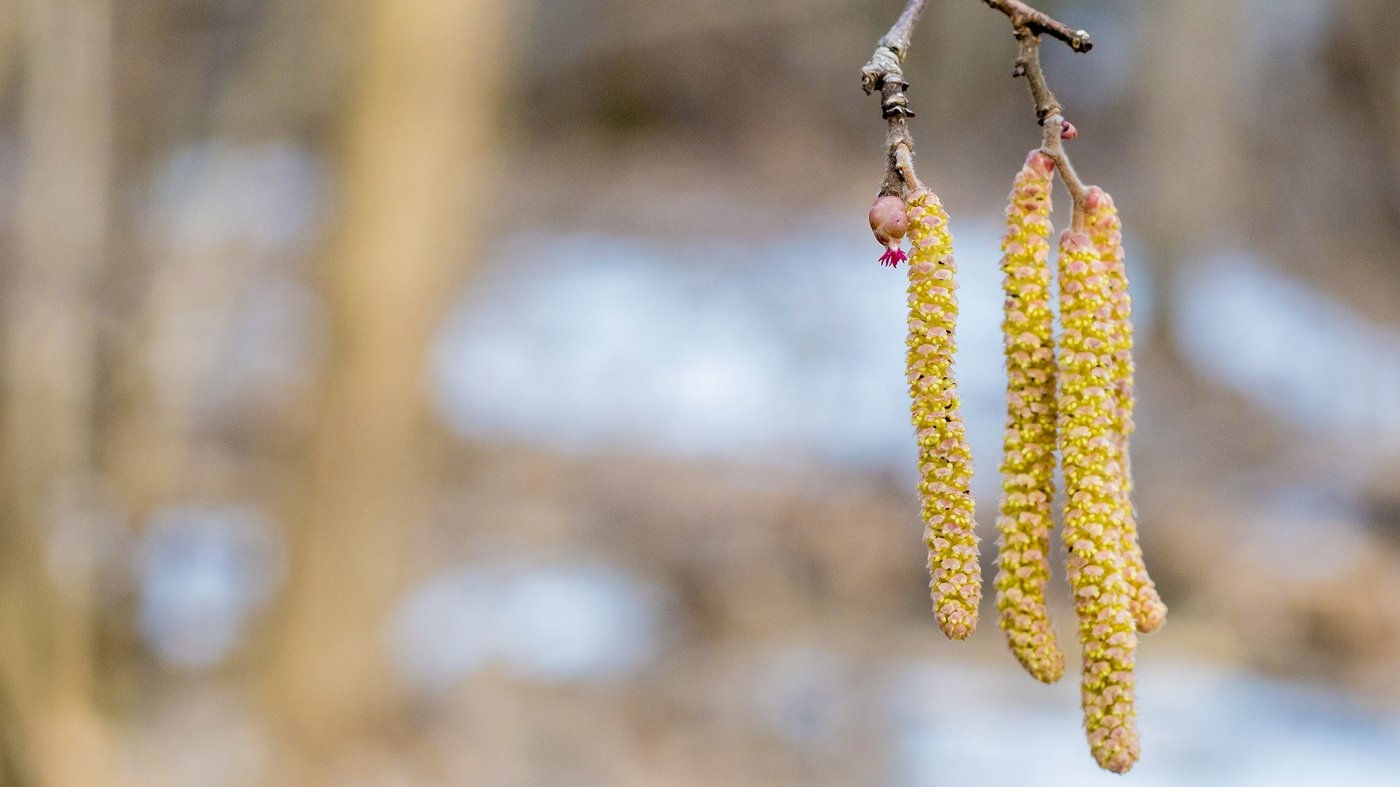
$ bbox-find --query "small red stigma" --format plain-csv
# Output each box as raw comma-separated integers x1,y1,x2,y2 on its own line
878,246,907,267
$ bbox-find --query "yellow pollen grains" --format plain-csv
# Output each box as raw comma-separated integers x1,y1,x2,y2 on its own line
904,188,980,640
1057,228,1140,773
1084,186,1167,634
994,151,1065,683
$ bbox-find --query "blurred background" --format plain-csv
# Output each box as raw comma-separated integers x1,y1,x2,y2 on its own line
2,0,1400,784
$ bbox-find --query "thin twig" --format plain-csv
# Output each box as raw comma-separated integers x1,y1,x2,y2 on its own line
1012,27,1059,123
1041,109,1088,230
1013,29,1088,222
983,0,1092,227
861,0,929,196
895,146,921,192
982,0,1092,53
864,0,928,81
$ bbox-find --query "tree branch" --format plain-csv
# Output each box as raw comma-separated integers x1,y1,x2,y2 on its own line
1012,27,1058,123
1014,29,1087,220
982,2,1092,226
981,0,1092,53
861,1,1094,201
864,0,928,85
861,0,929,196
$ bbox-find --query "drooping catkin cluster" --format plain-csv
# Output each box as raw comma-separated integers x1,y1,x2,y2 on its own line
994,151,1065,683
1084,187,1167,634
1056,228,1141,773
864,96,1162,780
868,182,1164,771
863,2,1164,774
904,188,980,640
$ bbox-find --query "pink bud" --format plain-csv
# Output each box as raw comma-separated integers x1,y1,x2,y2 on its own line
869,195,909,246
870,195,909,267
1060,120,1079,140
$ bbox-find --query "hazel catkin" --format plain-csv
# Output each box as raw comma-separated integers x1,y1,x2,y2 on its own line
905,188,979,640
1057,228,1140,773
994,151,1065,683
1083,186,1167,635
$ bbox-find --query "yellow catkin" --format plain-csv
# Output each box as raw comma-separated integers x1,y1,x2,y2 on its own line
905,188,980,641
994,152,1065,683
1057,229,1140,773
1084,187,1167,634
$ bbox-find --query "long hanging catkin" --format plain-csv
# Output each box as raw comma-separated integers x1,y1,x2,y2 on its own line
905,188,980,640
994,151,1065,682
1084,186,1167,634
1057,228,1140,773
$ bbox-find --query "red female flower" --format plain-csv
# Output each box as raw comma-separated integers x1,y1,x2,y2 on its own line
869,195,909,267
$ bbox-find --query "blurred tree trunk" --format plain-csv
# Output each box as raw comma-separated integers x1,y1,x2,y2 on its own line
0,1,115,785
268,0,509,759
1136,0,1243,251
1131,0,1243,370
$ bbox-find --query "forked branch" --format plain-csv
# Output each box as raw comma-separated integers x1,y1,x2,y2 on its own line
985,2,1093,225
862,0,1094,205
1013,29,1088,218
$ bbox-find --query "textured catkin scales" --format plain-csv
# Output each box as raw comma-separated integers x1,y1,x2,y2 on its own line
1057,229,1140,773
905,188,980,640
1084,187,1167,634
994,152,1065,683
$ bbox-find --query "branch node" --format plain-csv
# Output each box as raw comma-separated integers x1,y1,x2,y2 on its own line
882,90,915,119
989,1,1090,218
862,0,930,195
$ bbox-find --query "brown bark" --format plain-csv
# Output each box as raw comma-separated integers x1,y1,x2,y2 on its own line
0,1,115,785
267,0,510,758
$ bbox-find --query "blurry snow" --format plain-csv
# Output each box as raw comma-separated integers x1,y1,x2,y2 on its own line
144,141,328,422
148,140,325,253
432,218,1153,503
388,562,664,691
749,645,855,748
136,505,285,669
882,659,1400,787
1244,488,1373,583
436,226,1400,474
200,278,326,417
1176,250,1400,451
